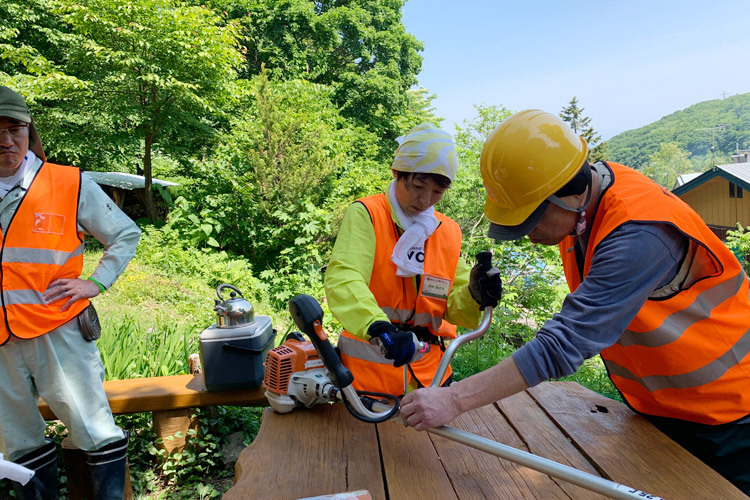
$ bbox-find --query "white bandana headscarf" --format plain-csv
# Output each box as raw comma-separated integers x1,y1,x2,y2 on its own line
388,123,457,277
391,123,457,182
388,180,439,277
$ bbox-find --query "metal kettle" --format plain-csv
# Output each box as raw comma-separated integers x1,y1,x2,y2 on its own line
214,284,255,328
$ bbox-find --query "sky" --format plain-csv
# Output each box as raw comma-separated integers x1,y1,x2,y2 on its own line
401,1,750,141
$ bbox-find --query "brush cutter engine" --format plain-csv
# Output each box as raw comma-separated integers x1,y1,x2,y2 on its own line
262,295,402,423
264,333,339,413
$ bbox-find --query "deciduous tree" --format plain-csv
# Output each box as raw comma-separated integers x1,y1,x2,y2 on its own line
641,141,694,188
204,0,425,159
2,0,243,220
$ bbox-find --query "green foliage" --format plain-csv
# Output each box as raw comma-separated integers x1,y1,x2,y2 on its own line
2,0,243,218
640,141,694,188
558,96,609,163
203,0,426,156
111,407,261,498
556,356,621,401
607,92,750,169
0,0,73,80
162,71,384,293
589,141,609,164
725,224,750,274
450,326,517,381
229,72,343,210
97,318,196,379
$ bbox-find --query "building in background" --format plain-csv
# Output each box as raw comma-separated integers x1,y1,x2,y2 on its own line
672,151,750,240
86,171,178,220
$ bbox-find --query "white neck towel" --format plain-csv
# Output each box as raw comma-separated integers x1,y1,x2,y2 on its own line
388,180,439,277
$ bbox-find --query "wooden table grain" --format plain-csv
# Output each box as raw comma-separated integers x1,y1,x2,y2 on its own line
225,381,747,500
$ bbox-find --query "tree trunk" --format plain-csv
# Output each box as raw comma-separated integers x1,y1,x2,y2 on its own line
143,131,157,220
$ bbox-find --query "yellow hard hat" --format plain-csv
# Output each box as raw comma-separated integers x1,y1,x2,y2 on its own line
480,109,587,231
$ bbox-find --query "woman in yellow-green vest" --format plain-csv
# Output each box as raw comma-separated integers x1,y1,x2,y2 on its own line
324,123,502,396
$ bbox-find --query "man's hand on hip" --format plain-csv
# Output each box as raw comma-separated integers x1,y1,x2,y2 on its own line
44,278,101,312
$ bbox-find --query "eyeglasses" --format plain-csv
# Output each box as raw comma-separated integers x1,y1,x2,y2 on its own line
0,124,29,137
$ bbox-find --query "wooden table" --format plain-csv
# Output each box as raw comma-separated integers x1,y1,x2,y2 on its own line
225,381,747,500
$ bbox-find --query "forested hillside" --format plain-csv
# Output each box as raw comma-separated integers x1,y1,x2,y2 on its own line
607,92,750,170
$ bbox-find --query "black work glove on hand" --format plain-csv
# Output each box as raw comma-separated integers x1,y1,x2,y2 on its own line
368,321,418,368
469,252,503,309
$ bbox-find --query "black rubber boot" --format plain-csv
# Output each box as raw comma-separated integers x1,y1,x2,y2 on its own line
10,438,58,500
85,432,128,500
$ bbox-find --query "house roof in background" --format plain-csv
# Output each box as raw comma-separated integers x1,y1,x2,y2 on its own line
84,171,178,190
673,172,702,189
671,162,750,196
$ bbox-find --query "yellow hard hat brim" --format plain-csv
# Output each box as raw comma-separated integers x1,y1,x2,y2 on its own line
483,195,544,227
484,197,550,241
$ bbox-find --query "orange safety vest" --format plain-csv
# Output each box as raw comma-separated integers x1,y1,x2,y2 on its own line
338,193,461,395
0,162,89,344
559,162,750,425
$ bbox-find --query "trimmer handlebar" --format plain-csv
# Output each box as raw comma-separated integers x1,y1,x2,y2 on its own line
288,294,398,422
289,294,354,390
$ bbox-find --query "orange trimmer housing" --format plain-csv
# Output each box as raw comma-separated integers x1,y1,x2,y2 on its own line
263,338,324,395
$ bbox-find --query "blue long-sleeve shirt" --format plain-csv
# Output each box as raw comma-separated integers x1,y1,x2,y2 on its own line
512,222,688,386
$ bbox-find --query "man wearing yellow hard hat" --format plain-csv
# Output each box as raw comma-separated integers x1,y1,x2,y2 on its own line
401,110,750,494
325,123,501,397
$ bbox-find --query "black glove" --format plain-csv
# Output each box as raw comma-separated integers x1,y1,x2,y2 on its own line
469,251,503,309
368,321,418,368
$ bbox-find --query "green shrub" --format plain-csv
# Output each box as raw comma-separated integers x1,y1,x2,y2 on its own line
725,224,750,274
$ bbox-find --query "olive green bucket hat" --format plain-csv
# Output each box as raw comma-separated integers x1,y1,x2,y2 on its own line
0,86,46,161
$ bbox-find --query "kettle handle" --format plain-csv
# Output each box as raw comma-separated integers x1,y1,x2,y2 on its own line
216,283,244,300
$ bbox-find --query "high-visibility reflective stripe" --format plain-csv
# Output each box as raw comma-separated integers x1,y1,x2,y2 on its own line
2,244,84,265
606,326,750,390
380,306,441,330
619,272,746,348
338,335,391,364
3,289,45,305
380,306,412,324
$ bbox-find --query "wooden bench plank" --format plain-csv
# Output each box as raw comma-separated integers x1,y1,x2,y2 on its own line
226,405,385,500
497,390,607,499
432,403,576,499
378,419,458,500
528,381,748,500
38,374,268,420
